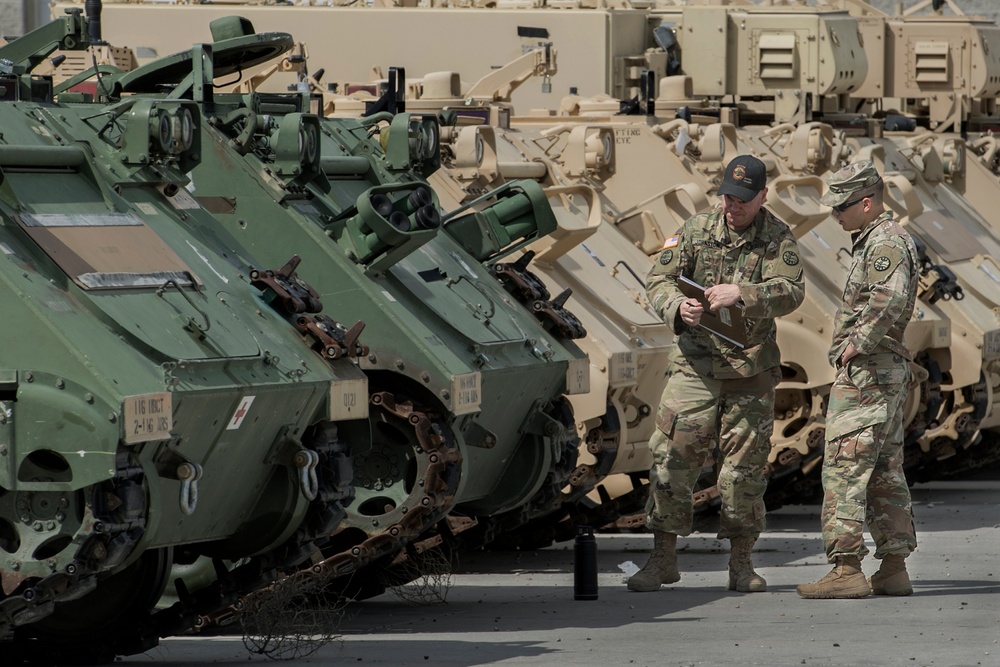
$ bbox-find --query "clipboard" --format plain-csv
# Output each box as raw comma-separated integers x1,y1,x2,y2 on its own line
678,275,748,348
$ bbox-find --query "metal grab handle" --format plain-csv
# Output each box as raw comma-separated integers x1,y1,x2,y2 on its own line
212,107,258,155
295,449,320,501
158,278,211,333
177,462,203,516
446,275,497,320
611,260,645,289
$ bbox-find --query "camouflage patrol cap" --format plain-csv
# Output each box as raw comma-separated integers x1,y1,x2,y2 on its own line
718,155,767,202
821,159,883,207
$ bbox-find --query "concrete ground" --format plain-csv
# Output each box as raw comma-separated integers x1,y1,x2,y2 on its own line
123,480,999,667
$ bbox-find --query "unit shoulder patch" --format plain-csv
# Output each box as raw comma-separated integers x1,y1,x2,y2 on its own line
866,243,905,282
771,239,803,280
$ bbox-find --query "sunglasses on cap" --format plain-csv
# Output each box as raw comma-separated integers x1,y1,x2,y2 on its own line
832,195,868,213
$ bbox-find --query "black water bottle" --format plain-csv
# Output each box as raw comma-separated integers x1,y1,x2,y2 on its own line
574,525,598,600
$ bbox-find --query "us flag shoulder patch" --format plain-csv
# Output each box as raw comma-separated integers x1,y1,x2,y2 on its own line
663,235,680,249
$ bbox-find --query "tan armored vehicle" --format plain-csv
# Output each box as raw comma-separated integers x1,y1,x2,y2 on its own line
632,1,1000,481
840,0,1000,475
581,1,1000,485
734,126,992,481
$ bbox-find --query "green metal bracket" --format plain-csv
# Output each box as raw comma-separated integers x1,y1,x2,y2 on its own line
333,182,441,272
383,113,442,177
442,179,559,263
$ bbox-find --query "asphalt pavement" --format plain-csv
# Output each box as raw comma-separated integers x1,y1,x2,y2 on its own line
122,480,999,667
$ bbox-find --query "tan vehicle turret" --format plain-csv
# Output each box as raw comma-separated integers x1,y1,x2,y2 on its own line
838,0,1000,133
648,3,867,123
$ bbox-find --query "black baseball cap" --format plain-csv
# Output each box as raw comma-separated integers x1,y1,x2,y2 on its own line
718,155,767,202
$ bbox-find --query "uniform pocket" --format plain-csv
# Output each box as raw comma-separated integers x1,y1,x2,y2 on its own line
875,366,908,386
655,404,677,438
830,430,861,462
835,501,866,523
824,403,887,441
694,248,726,282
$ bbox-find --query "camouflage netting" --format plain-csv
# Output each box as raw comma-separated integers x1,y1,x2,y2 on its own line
237,544,454,659
239,571,349,660
381,544,455,606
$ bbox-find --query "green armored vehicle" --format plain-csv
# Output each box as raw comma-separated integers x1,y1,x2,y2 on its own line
0,9,369,663
97,16,588,593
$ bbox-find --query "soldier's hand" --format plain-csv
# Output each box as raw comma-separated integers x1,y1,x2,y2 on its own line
703,284,742,312
839,342,859,367
680,298,703,326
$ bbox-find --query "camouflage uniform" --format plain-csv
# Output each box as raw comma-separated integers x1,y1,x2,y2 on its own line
821,208,919,561
645,206,804,538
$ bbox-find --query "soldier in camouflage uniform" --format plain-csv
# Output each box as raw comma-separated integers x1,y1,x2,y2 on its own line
797,160,919,599
628,155,804,593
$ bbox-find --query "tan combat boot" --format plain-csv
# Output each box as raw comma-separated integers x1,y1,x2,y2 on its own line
869,554,912,596
627,531,680,592
796,555,871,599
728,536,767,592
